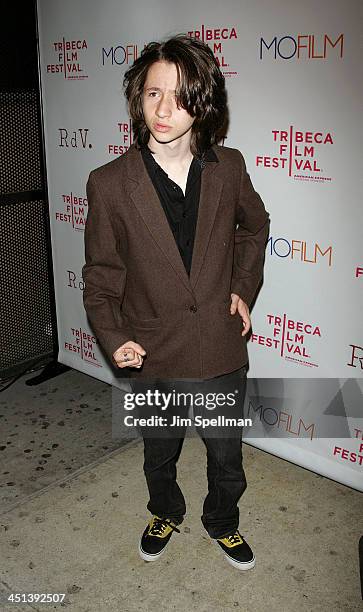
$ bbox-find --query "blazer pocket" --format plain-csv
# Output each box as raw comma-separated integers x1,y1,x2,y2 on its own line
218,302,235,318
217,305,243,329
123,314,162,329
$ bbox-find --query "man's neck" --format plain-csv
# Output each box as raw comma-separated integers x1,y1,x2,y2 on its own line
147,135,193,168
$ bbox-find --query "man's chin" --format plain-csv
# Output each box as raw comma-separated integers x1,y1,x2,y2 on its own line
150,132,177,144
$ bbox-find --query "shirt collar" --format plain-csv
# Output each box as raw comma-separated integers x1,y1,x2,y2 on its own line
140,145,167,180
202,147,218,162
141,144,218,169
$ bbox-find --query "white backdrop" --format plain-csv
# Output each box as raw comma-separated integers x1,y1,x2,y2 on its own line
36,0,363,491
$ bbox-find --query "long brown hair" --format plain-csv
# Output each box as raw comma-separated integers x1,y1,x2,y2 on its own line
123,34,228,158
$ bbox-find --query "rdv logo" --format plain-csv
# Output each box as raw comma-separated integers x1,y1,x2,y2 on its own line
58,128,92,149
347,345,363,370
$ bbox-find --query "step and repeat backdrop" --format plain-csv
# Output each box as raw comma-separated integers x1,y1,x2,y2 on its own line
36,0,362,491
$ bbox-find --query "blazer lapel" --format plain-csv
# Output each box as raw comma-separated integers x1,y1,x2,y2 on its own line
123,144,223,295
189,158,223,289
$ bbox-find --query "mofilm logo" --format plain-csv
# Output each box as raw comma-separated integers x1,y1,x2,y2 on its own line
102,43,139,66
260,33,344,60
267,237,333,266
246,400,315,440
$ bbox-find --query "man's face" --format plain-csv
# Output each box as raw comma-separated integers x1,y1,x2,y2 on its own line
142,60,195,146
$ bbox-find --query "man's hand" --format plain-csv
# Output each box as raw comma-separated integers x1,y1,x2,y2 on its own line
113,341,146,368
230,293,251,337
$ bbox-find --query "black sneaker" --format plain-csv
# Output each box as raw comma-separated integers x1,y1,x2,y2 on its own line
139,515,181,562
215,530,255,570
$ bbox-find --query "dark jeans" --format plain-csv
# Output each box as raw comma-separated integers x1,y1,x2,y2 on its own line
128,366,248,539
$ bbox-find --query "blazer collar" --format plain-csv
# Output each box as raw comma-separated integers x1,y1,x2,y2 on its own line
121,143,223,296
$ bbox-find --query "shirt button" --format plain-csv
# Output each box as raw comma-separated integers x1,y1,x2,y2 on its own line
189,305,198,313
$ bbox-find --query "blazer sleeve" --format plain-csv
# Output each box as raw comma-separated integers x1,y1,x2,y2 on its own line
230,150,270,308
82,170,135,366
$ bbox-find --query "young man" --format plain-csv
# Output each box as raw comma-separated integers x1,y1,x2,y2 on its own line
82,35,270,570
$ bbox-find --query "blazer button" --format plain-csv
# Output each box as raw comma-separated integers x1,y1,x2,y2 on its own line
189,305,198,312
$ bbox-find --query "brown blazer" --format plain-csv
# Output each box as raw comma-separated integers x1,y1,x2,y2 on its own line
82,143,270,379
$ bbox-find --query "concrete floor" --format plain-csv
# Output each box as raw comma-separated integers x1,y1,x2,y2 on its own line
0,367,362,611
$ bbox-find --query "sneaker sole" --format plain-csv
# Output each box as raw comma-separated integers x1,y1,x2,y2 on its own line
223,553,256,571
214,541,256,571
138,539,168,562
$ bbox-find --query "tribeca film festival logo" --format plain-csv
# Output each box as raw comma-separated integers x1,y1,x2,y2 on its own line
333,430,363,468
251,313,322,368
55,192,87,231
64,327,100,367
267,236,333,266
64,275,102,367
259,33,344,60
256,128,333,183
187,26,238,78
108,119,133,156
47,39,89,79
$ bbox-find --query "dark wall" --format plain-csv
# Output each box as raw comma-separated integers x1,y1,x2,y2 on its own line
0,1,57,377
1,2,38,90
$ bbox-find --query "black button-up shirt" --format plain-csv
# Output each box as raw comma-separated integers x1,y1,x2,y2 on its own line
141,145,218,276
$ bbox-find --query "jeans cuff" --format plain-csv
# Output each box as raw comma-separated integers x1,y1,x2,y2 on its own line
151,513,184,526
